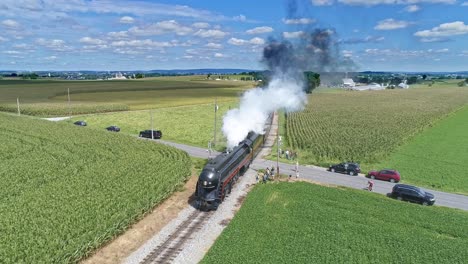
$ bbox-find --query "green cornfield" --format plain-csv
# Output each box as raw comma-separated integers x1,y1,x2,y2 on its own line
0,112,191,263
0,77,251,116
285,88,468,167
203,182,468,263
0,102,129,116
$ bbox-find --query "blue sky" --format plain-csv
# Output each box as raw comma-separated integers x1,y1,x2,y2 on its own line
0,0,467,72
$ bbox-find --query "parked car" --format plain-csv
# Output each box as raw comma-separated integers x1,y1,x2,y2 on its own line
328,162,361,176
106,126,120,132
74,121,87,126
390,184,435,206
139,130,162,139
367,169,400,183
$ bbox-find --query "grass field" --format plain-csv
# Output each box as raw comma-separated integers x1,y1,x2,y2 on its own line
70,102,238,151
0,112,191,262
0,76,252,116
281,87,468,169
202,182,468,264
377,106,468,194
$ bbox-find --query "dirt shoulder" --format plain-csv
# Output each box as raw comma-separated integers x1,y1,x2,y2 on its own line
81,175,198,264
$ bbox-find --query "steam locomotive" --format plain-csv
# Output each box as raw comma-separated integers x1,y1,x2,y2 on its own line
195,119,272,210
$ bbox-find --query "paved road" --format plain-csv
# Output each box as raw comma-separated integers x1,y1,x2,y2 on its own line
144,138,468,211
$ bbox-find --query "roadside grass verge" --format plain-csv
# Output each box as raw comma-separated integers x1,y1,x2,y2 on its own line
0,112,191,263
377,106,468,194
202,182,468,264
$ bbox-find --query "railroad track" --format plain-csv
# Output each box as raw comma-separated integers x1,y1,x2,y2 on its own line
139,210,213,264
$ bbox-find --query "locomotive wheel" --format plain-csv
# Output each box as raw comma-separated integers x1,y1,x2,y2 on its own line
227,183,232,195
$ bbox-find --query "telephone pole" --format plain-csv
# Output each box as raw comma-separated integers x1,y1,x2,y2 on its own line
67,88,71,120
213,98,218,147
277,125,280,176
17,97,20,116
150,110,154,140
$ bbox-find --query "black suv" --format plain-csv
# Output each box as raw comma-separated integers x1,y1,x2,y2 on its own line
139,130,162,139
74,121,87,126
390,184,435,206
106,126,120,132
328,162,361,176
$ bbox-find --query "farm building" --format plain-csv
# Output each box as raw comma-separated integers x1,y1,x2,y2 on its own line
342,78,355,88
397,80,409,89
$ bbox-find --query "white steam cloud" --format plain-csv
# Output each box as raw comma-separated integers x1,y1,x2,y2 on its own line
222,75,307,148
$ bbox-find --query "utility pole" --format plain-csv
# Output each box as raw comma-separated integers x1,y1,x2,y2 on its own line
16,97,20,116
67,88,71,120
150,109,154,140
277,127,280,176
213,98,218,147
276,112,280,176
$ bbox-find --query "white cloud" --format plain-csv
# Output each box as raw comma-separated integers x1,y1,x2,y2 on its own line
0,36,8,42
205,43,223,49
0,1,225,21
338,0,455,5
246,26,273,34
233,14,247,22
250,37,265,45
35,38,72,51
414,21,468,37
340,36,385,44
82,44,108,52
342,50,353,57
462,2,468,6
404,5,420,12
374,19,410,30
113,48,143,55
363,48,454,59
283,31,305,38
79,37,106,45
119,16,134,24
12,43,34,51
45,55,57,60
129,20,193,36
1,19,20,29
427,48,449,53
282,18,315,25
192,22,210,29
419,37,449,42
3,50,21,54
311,0,334,5
194,29,228,38
111,39,172,48
107,31,129,39
214,53,225,58
228,37,265,46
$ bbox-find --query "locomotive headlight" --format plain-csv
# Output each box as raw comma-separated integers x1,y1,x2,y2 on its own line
203,181,207,186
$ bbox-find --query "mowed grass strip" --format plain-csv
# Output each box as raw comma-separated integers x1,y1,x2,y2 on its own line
377,106,468,194
284,88,468,167
70,102,238,150
0,77,252,116
202,182,468,264
0,113,191,263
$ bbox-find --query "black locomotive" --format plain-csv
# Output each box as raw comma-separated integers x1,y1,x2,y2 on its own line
195,131,267,210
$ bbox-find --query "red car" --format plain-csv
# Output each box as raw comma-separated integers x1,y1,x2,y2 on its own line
366,169,400,183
